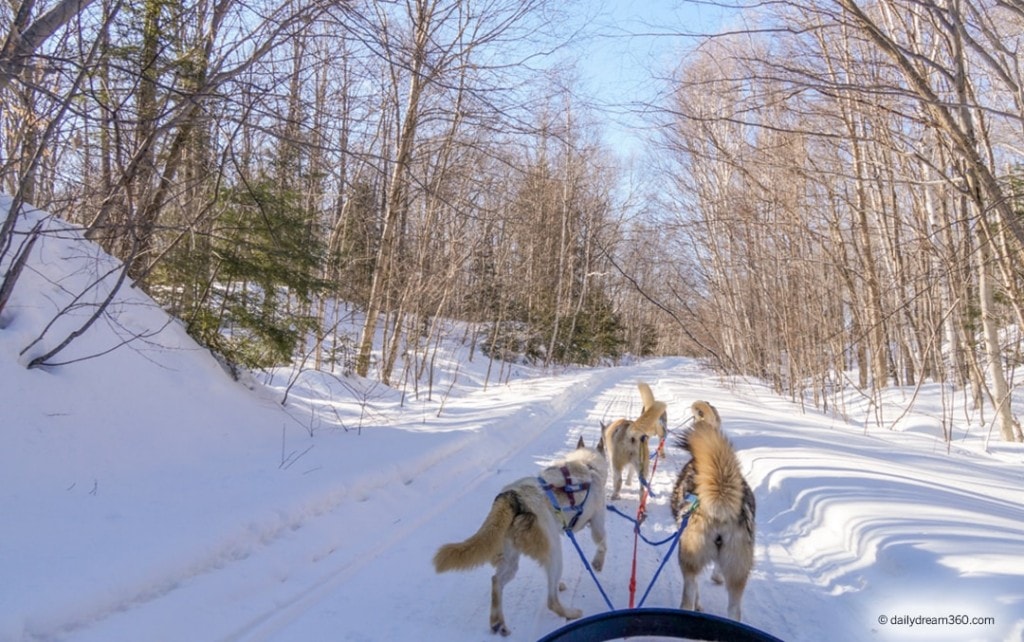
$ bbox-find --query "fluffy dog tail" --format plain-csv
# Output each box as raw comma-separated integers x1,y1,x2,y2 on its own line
637,381,656,408
433,491,521,572
675,422,746,524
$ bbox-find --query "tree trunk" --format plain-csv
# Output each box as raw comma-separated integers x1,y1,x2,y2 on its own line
976,226,1019,442
355,1,432,378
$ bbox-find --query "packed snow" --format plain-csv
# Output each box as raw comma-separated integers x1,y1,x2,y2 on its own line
2,197,1023,642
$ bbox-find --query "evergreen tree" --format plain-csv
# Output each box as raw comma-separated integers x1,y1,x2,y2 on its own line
185,179,326,369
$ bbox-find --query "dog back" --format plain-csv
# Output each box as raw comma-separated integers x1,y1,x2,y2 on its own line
538,447,608,531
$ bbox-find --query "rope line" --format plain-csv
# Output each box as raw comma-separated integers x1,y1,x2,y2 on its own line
638,505,695,608
606,505,680,546
627,435,666,608
556,423,700,617
565,528,615,611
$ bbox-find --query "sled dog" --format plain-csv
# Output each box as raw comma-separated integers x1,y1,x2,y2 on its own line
433,437,609,636
637,382,669,441
600,393,666,499
637,381,669,464
670,408,755,621
690,399,720,428
690,399,726,585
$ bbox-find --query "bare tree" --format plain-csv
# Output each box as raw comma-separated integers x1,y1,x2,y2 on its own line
652,0,1024,440
352,0,565,379
0,0,98,91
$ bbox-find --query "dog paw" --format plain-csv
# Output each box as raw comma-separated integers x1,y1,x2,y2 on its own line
490,621,510,636
565,607,583,620
591,558,604,572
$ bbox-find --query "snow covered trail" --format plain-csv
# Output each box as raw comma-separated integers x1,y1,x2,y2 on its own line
56,362,661,641
226,358,799,642
214,365,640,642
9,352,1023,642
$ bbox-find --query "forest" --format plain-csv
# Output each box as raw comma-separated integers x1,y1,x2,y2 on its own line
2,0,1023,442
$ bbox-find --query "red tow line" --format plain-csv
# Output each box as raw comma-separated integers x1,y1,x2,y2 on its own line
628,437,665,608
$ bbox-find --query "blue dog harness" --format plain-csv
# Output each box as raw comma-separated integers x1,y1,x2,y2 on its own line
538,466,591,530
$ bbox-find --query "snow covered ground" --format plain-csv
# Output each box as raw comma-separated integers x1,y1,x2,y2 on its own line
2,198,1023,642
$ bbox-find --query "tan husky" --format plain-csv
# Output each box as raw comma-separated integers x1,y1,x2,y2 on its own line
600,382,667,499
433,437,609,636
670,405,756,622
690,399,726,585
690,399,720,428
638,382,669,442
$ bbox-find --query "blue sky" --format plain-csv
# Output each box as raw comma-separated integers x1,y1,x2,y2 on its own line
574,1,730,155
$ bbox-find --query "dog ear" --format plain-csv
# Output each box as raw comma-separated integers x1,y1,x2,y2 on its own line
576,435,586,449
596,435,605,455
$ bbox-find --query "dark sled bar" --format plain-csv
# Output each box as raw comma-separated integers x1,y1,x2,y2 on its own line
536,608,785,642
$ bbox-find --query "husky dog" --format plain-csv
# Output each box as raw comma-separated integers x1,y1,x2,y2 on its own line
690,399,725,585
433,437,609,636
637,382,669,442
600,397,665,500
637,382,669,462
690,399,720,428
670,410,756,621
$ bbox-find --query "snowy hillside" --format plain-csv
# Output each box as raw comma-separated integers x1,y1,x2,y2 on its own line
2,199,1023,642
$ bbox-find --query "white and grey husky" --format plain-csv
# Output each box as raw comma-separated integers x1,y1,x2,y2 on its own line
670,402,756,621
433,437,609,636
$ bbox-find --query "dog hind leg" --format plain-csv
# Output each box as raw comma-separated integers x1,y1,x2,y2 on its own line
679,534,705,613
724,571,746,621
639,438,651,480
680,566,702,612
543,541,582,621
587,508,607,572
611,469,624,499
490,546,519,636
718,547,750,621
